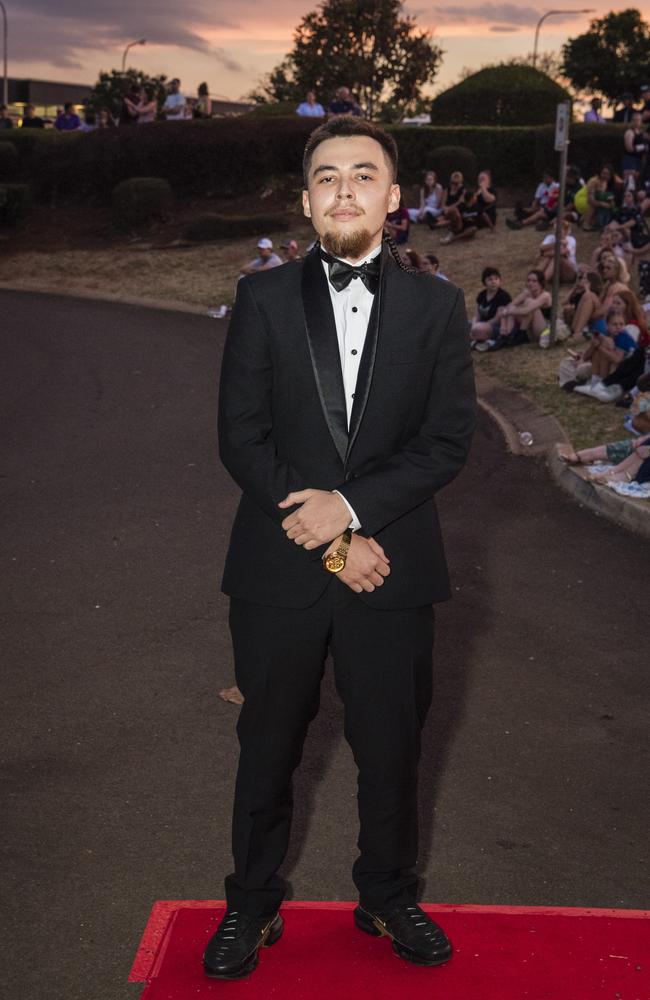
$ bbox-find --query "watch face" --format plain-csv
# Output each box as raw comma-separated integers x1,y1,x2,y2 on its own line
324,553,346,573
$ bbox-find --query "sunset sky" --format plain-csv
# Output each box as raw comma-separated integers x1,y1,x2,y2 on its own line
9,2,616,101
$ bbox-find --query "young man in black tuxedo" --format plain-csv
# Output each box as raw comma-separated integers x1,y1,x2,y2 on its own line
204,118,476,980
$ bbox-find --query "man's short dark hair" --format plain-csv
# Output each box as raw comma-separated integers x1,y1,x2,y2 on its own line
64,102,73,112
481,266,500,283
303,117,398,186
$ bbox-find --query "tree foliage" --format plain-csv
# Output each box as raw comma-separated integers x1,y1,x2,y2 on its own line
251,0,443,120
87,69,169,119
562,9,650,101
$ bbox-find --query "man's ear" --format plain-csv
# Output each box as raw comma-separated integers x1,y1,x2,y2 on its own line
388,184,401,213
302,189,311,218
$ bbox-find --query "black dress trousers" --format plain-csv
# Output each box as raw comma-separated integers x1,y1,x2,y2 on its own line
224,580,435,917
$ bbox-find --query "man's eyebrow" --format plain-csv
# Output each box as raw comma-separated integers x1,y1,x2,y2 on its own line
312,161,380,176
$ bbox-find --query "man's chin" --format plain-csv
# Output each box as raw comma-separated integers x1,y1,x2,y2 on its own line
322,226,375,261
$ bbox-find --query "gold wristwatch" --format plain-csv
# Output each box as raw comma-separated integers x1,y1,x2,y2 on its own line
322,528,352,573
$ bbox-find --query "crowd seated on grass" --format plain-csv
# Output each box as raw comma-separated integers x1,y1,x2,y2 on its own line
473,270,550,351
439,171,497,245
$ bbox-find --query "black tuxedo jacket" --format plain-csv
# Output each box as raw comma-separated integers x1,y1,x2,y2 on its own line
218,244,476,609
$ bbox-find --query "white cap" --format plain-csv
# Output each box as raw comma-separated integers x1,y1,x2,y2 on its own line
257,237,273,249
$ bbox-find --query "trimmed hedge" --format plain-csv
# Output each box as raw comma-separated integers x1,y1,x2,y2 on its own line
0,141,19,181
430,66,570,126
112,177,173,227
182,213,290,242
0,119,630,201
0,183,31,225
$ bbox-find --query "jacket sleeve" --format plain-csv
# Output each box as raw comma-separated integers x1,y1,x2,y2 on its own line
218,277,310,525
336,288,476,537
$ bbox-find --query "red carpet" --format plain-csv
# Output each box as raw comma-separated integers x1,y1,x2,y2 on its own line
130,900,650,999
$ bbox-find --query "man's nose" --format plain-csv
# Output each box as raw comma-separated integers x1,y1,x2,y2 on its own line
336,179,354,199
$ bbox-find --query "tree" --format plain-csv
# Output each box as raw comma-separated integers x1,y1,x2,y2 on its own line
562,9,650,102
86,69,169,120
251,0,443,120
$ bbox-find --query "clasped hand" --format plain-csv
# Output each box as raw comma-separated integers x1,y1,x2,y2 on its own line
279,489,351,549
325,533,391,593
278,489,390,592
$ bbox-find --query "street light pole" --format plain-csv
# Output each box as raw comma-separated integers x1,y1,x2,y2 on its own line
533,9,594,68
0,2,8,107
121,38,146,74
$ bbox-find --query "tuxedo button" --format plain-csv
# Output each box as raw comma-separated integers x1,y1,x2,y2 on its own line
351,349,358,355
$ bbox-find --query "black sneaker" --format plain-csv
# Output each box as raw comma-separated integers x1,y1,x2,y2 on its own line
203,910,283,979
354,903,452,966
506,218,523,230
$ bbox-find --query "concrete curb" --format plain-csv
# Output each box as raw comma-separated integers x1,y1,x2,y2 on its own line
474,370,650,542
2,282,648,540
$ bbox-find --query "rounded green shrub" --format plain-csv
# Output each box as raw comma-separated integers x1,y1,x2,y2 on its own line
0,141,20,181
430,66,570,127
111,177,173,227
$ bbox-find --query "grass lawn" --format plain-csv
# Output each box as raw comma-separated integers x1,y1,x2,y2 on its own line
0,202,635,449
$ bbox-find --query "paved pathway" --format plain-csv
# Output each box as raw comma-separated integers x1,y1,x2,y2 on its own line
1,291,647,1000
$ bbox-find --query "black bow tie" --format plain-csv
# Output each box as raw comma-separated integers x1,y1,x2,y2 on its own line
321,250,380,295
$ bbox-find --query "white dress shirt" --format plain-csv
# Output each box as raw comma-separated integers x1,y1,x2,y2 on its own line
322,243,382,531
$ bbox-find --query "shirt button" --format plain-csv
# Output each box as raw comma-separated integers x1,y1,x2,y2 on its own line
351,349,358,355
351,306,358,313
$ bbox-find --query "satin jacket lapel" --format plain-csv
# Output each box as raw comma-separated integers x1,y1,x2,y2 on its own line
301,249,349,466
346,243,389,462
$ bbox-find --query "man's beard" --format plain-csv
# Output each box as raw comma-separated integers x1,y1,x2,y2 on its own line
322,226,376,261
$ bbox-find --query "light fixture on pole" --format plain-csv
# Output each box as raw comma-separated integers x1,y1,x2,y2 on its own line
533,9,594,68
0,1,8,107
122,38,146,74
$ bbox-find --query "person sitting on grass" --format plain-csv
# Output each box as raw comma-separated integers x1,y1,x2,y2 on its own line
507,170,559,231
439,187,478,244
475,170,497,231
564,254,629,339
562,269,602,337
559,308,638,395
422,253,449,280
385,195,410,245
239,237,283,277
407,170,445,226
581,164,621,231
566,296,649,402
609,189,650,260
481,269,551,351
534,219,577,285
559,434,650,486
469,267,512,349
589,227,628,270
434,171,465,229
403,249,449,280
563,165,585,224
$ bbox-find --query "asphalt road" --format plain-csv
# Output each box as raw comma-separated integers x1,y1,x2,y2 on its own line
1,290,648,1000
